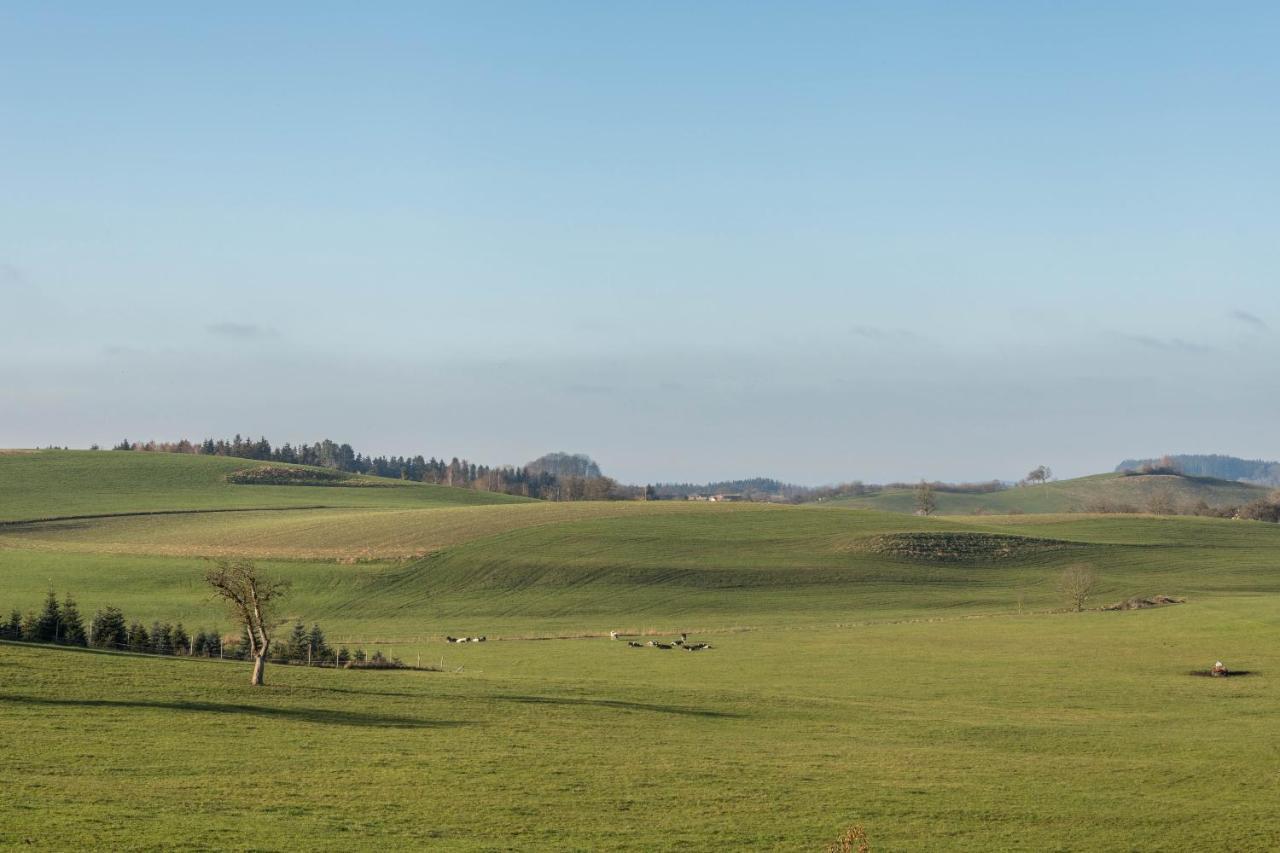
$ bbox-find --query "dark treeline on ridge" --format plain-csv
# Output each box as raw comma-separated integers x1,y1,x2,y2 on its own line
650,478,1011,503
111,436,635,500
1117,454,1280,487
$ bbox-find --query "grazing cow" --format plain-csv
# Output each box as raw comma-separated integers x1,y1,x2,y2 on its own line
654,642,674,650
610,631,619,641
628,641,644,648
446,637,460,643
684,643,711,651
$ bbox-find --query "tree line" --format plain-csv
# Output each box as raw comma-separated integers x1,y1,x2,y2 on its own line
1082,490,1280,521
110,436,633,500
0,588,385,667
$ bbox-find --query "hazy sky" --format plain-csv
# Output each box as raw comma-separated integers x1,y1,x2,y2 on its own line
3,3,1279,484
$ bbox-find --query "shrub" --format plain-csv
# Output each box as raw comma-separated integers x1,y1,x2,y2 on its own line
1238,493,1280,523
225,466,379,487
345,651,407,670
825,824,871,853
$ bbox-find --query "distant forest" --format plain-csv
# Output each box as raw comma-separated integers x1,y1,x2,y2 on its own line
102,436,1034,503
651,478,1010,503
651,478,802,500
1116,454,1280,487
110,437,632,501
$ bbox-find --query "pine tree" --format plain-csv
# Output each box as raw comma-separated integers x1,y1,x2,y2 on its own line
151,622,173,655
172,623,191,655
307,624,331,663
91,607,128,650
127,621,150,653
60,594,87,646
336,646,349,667
1,609,19,640
33,590,61,642
21,611,40,641
286,620,309,662
192,630,209,657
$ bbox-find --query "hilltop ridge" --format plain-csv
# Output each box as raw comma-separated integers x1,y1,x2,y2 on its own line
1116,453,1280,486
822,471,1268,515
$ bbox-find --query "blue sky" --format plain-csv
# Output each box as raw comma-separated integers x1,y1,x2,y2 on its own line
3,2,1278,484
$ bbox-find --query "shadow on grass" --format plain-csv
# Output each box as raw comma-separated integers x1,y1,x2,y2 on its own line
302,684,425,699
1189,670,1257,678
495,695,743,718
0,694,468,729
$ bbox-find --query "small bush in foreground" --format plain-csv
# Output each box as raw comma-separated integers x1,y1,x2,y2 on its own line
344,650,407,670
824,824,870,853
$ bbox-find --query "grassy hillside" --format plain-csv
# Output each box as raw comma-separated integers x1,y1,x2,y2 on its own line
3,450,1280,849
0,449,528,522
824,472,1269,515
6,500,1280,637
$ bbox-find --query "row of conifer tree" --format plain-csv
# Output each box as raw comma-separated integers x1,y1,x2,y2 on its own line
0,590,375,665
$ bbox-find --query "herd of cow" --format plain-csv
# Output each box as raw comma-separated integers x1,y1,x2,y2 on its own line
615,631,712,651
441,631,713,650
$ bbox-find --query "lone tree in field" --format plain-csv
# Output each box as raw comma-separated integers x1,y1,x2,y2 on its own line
204,559,289,686
914,480,937,516
1057,564,1097,612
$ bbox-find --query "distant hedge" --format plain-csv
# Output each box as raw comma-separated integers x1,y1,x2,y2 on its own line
225,466,386,487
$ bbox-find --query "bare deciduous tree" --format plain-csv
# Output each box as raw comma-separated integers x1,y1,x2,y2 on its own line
914,480,937,516
204,559,289,686
1057,564,1097,612
1147,488,1177,516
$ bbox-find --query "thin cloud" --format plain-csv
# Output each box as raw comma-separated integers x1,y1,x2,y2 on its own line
102,344,146,358
206,322,275,340
0,263,27,289
1230,310,1269,332
850,325,917,341
1118,333,1213,353
564,383,611,396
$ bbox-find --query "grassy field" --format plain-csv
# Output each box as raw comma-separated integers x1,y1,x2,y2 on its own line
2,451,1280,850
0,450,526,523
823,472,1269,515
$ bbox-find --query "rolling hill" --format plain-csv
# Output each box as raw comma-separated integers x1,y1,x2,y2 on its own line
4,449,1280,849
0,449,528,523
821,471,1270,515
4,450,1280,634
1117,453,1280,486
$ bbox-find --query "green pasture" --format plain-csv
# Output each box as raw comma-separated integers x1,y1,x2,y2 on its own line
2,451,1280,850
3,598,1279,851
0,450,525,523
